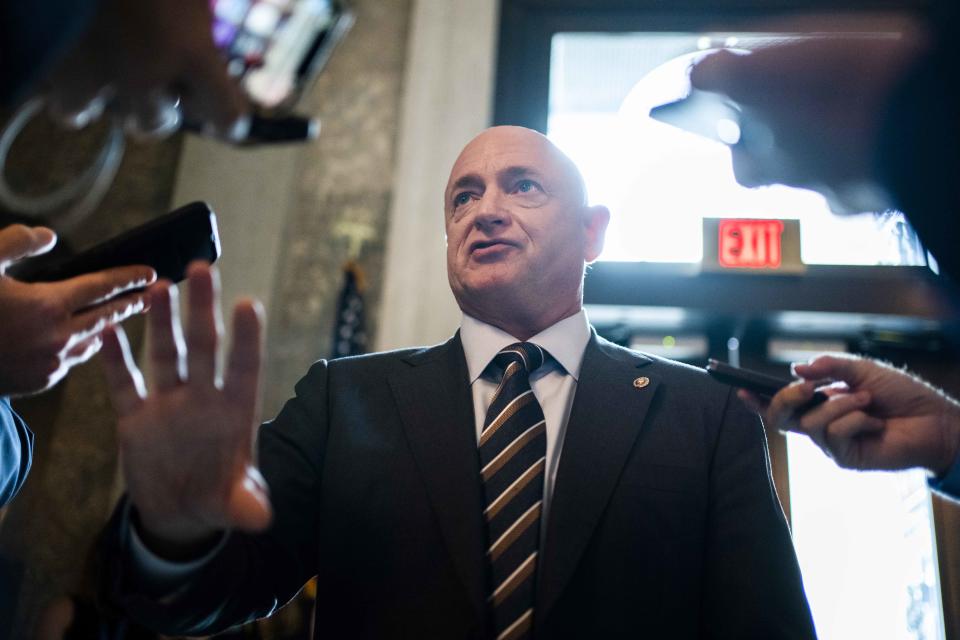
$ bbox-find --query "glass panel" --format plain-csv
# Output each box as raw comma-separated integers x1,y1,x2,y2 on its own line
548,30,946,639
547,32,927,266
787,434,945,639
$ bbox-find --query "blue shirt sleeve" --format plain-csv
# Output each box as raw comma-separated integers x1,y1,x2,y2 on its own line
928,453,960,503
0,397,34,507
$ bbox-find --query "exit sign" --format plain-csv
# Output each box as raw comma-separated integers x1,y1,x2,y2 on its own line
719,219,783,268
702,218,805,274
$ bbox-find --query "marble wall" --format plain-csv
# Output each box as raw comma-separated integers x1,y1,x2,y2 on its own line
262,0,412,414
0,0,415,636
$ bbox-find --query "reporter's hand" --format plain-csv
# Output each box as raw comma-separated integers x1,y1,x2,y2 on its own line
689,17,928,211
0,224,155,396
44,0,249,140
740,353,960,475
101,262,270,553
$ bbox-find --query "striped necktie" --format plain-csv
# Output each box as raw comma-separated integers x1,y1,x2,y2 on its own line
479,342,547,640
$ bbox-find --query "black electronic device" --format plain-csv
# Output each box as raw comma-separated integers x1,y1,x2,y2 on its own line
706,359,828,407
12,201,220,284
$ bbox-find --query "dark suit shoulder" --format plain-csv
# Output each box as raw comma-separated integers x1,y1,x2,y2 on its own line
592,334,730,400
290,337,461,398
323,336,458,372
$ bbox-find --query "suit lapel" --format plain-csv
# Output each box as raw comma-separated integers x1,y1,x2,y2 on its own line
537,334,659,618
388,334,487,618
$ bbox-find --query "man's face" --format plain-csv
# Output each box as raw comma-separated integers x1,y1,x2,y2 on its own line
444,127,605,326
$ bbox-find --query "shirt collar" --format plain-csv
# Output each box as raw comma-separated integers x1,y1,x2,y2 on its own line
460,309,591,383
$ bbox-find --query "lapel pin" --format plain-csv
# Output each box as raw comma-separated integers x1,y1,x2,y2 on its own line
633,376,650,389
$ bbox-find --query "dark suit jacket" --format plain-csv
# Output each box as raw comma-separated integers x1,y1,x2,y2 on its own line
104,332,816,639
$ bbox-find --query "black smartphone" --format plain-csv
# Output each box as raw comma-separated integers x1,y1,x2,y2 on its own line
706,359,828,406
12,201,221,284
649,89,743,145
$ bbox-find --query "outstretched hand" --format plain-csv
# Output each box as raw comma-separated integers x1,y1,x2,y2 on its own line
739,353,960,475
689,17,928,212
0,224,155,396
44,0,248,140
101,261,270,554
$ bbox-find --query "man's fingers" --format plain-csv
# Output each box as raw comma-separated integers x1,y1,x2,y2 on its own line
823,411,885,469
63,334,105,368
148,282,187,390
47,84,111,130
69,291,149,345
0,225,57,271
180,44,250,141
793,354,868,388
689,49,749,97
100,325,147,416
827,409,885,441
186,262,222,384
122,91,183,141
224,298,264,404
796,391,872,435
765,380,818,432
227,466,272,532
59,265,157,311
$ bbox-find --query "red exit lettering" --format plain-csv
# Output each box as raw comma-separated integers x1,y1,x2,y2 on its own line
718,220,784,269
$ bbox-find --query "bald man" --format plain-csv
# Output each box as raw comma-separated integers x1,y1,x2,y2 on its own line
100,127,816,639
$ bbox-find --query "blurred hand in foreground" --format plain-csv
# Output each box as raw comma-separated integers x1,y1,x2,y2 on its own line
44,0,249,140
0,223,155,396
690,16,929,212
739,353,960,475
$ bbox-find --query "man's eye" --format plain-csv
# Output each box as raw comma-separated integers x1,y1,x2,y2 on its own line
453,192,472,207
515,179,539,194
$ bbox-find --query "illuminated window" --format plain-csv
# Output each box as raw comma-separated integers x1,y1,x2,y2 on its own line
547,32,927,267
787,435,945,639
548,31,945,640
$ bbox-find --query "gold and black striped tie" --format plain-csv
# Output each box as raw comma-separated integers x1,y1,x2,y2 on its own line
479,342,547,640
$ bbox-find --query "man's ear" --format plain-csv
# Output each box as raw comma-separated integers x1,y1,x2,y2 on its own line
582,205,610,263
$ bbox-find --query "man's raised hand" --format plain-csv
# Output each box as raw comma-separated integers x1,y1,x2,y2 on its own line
101,261,270,554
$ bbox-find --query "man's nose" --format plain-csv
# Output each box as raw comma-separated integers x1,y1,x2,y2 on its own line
473,192,510,231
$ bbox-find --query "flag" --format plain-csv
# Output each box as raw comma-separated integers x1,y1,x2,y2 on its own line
330,260,367,358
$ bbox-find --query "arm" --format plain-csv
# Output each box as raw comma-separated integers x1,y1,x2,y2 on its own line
874,6,960,281
0,222,152,509
102,361,330,635
740,354,960,489
702,386,817,639
0,397,33,507
98,262,324,636
3,0,248,138
688,14,930,214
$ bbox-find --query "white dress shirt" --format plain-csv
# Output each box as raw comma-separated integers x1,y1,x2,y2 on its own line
460,309,590,524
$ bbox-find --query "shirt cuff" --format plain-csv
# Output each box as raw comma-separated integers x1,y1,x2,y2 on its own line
928,454,960,502
124,502,229,587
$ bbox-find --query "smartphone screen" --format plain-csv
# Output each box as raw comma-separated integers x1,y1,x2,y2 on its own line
211,0,352,109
